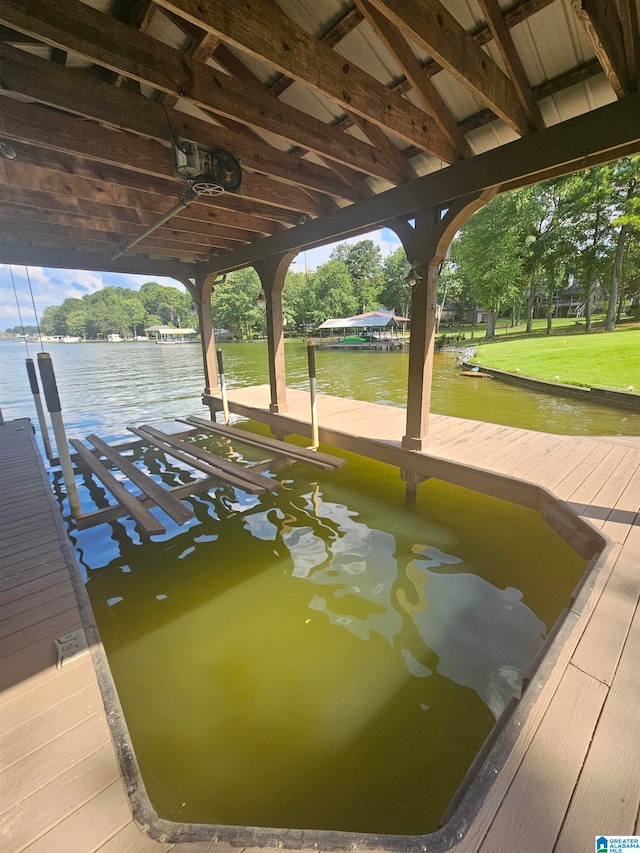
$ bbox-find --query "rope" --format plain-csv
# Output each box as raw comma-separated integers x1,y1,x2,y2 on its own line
6,262,29,357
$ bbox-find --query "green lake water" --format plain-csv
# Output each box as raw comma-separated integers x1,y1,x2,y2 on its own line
0,339,623,834
72,432,588,836
1,339,639,441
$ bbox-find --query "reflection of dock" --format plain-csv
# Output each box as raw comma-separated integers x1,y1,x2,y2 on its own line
316,338,408,351
1,398,639,852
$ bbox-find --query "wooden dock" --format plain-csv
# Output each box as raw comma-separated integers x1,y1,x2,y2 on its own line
1,393,639,852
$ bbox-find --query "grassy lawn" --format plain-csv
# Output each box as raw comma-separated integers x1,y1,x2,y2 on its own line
470,326,640,390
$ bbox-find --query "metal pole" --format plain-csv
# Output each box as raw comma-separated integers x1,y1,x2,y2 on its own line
25,358,54,462
36,352,82,518
216,349,230,425
111,190,196,261
306,340,319,450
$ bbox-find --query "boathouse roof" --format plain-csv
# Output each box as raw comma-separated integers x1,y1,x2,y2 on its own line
0,0,638,279
318,311,410,329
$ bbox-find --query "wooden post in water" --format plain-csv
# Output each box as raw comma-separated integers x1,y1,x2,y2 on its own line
36,352,81,518
216,349,230,425
25,358,54,461
307,340,319,450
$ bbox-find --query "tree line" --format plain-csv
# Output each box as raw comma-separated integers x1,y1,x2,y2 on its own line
10,157,637,341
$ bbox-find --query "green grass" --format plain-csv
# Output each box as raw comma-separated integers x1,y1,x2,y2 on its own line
470,327,640,390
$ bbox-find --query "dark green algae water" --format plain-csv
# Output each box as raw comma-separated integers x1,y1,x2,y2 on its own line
1,340,616,834
71,429,588,836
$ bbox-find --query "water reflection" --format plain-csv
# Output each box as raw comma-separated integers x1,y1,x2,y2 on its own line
68,434,586,834
259,488,547,719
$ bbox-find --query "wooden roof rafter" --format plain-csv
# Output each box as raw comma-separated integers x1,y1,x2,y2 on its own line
0,0,638,276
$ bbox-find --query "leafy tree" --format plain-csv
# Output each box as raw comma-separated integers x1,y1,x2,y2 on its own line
330,240,383,313
450,193,527,338
211,267,265,338
604,157,639,331
379,247,411,317
282,269,318,329
138,281,191,327
312,259,358,319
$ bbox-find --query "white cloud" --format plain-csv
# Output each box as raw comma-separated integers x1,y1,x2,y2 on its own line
0,265,182,330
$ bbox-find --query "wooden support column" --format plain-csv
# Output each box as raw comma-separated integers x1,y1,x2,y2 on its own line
255,252,296,414
392,192,495,451
176,274,220,414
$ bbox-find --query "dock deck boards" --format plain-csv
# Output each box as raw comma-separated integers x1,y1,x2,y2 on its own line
1,392,639,852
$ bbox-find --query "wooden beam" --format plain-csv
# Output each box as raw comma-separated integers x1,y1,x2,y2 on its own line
0,200,263,245
616,0,639,92
152,0,459,162
85,433,194,526
183,417,346,470
0,167,296,234
4,142,301,228
0,229,213,260
0,244,197,276
365,0,531,134
69,439,166,537
0,217,249,254
355,0,473,158
0,97,327,216
476,0,545,130
134,424,280,493
266,6,366,97
0,158,285,230
570,0,631,98
341,114,419,183
195,93,640,275
209,44,379,197
0,43,358,202
0,0,405,185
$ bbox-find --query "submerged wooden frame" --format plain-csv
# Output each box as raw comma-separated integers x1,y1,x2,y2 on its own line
72,415,607,851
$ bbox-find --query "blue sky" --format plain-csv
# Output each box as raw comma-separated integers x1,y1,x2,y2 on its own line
0,228,401,330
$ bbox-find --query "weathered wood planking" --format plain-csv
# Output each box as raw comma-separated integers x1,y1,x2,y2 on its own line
135,423,280,493
85,433,194,525
70,438,166,536
0,743,121,852
182,415,347,470
571,523,640,686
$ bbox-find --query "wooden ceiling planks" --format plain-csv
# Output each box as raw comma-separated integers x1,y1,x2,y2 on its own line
0,0,638,273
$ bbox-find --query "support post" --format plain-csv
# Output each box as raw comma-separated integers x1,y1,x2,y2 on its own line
25,357,54,461
36,352,81,518
216,349,230,425
307,340,319,450
177,274,220,418
390,192,494,452
255,252,296,414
